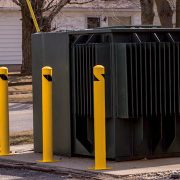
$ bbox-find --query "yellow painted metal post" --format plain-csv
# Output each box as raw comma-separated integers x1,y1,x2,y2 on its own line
92,65,109,170
26,0,40,32
0,67,10,156
39,66,57,163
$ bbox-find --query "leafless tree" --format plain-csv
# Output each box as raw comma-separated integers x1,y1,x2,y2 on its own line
140,0,174,27
140,0,155,25
12,0,93,74
155,0,173,27
176,0,180,27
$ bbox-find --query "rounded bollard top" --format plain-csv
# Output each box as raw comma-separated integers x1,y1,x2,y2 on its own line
93,65,105,81
0,67,8,75
94,65,104,69
93,65,105,75
42,66,52,76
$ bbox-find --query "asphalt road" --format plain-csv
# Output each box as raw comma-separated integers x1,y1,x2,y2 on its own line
0,167,72,180
9,103,33,133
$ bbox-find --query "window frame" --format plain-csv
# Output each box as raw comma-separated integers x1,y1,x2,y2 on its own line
86,16,101,29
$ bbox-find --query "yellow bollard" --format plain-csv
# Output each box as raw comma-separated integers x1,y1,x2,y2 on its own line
0,67,10,156
39,66,57,163
91,65,110,170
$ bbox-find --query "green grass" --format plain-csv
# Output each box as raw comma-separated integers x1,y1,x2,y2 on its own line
10,131,33,146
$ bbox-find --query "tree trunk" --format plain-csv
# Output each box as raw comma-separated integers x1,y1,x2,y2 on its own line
13,0,71,74
20,2,52,74
155,0,173,27
40,16,52,32
140,0,155,25
176,0,180,27
21,2,34,74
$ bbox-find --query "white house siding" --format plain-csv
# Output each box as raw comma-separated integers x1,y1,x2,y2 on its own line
53,13,85,30
0,11,22,65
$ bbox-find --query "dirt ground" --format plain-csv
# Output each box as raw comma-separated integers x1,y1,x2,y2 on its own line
8,75,32,103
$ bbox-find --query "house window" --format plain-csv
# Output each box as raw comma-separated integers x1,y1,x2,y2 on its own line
87,17,100,29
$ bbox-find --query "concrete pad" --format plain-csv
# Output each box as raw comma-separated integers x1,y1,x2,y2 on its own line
10,144,34,154
0,144,180,177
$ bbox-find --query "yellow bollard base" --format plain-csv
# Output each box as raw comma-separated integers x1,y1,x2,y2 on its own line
0,153,11,156
89,167,111,171
37,160,59,163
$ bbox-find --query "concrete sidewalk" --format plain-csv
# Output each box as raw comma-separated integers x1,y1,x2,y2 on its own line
9,103,33,133
0,144,180,179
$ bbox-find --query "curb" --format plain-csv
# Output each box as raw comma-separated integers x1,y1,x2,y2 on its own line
0,158,119,179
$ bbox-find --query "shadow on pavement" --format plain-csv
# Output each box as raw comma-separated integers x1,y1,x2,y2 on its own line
9,103,33,111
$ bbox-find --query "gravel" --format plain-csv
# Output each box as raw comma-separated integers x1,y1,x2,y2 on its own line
124,170,180,180
0,167,74,180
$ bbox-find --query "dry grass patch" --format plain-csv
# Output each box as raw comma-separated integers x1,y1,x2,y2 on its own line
10,130,33,146
8,85,32,103
8,75,32,103
8,75,32,84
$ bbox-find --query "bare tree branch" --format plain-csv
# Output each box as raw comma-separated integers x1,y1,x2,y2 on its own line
43,0,55,12
12,0,21,6
47,0,95,21
48,0,70,20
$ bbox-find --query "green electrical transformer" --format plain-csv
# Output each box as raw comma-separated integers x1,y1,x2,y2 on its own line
32,27,180,161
